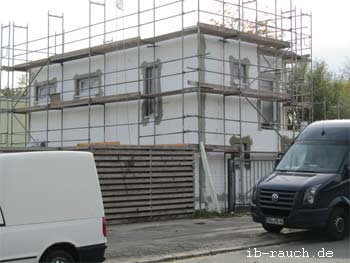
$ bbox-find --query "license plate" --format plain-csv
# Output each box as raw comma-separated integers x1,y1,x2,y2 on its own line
265,217,284,225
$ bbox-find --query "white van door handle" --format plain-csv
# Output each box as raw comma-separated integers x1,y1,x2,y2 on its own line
0,207,5,226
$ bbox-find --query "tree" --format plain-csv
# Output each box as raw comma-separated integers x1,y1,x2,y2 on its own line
209,7,280,38
342,57,350,81
0,74,27,98
310,60,350,120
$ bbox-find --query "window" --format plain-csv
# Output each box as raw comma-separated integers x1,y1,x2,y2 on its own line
276,143,347,173
76,75,101,98
233,62,248,86
145,65,159,117
261,79,278,129
35,83,56,104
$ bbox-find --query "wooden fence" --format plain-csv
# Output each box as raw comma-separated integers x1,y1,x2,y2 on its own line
92,146,195,224
0,146,196,224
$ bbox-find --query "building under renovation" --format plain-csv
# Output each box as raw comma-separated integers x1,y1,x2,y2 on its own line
0,0,312,216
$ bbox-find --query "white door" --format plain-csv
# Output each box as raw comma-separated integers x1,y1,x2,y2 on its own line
0,175,5,261
0,178,37,263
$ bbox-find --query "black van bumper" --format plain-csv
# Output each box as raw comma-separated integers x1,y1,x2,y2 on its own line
251,204,330,229
78,243,107,262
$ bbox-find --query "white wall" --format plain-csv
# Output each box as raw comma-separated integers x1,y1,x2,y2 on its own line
29,35,200,146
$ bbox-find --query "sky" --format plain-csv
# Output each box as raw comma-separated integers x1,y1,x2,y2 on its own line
0,0,349,73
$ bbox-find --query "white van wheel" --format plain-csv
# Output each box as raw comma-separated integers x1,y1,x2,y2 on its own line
41,250,75,263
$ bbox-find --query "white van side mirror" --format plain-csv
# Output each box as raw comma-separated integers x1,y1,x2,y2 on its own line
0,207,5,226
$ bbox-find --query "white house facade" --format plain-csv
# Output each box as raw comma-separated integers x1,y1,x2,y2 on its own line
10,23,307,211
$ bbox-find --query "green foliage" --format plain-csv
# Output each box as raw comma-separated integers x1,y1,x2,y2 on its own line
342,57,350,81
309,60,350,120
0,75,27,98
210,7,280,38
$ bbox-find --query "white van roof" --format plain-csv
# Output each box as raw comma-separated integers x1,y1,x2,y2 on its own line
0,151,104,226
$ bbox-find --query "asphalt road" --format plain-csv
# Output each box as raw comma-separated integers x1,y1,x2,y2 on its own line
105,216,347,263
176,233,350,263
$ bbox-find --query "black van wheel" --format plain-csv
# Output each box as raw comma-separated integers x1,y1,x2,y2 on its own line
262,223,283,233
327,207,349,241
41,250,75,263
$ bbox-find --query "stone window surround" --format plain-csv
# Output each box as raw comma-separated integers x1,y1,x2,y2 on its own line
33,78,57,104
229,56,250,88
257,72,281,130
73,69,103,99
141,60,163,125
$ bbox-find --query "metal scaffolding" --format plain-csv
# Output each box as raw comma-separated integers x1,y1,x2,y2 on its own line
0,0,312,148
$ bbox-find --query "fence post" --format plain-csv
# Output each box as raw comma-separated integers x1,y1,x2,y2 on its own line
228,159,236,212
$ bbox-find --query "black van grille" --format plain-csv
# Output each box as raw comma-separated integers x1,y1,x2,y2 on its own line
259,189,297,218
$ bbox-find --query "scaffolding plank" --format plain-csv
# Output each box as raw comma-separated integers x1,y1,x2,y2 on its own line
12,80,289,113
13,91,141,113
199,23,290,49
188,80,291,102
5,23,291,72
259,46,311,61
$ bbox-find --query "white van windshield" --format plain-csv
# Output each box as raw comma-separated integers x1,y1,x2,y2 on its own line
276,143,347,173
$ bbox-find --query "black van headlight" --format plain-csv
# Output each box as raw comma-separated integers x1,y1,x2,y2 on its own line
251,185,257,204
303,184,321,205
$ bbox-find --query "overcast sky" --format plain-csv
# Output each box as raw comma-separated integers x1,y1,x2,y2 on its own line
0,0,349,73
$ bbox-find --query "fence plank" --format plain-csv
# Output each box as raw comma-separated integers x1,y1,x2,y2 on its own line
0,146,195,224
92,146,195,224
96,161,194,167
100,177,193,185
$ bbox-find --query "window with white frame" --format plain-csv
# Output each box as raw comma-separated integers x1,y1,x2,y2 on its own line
76,75,101,98
35,82,56,104
145,65,159,117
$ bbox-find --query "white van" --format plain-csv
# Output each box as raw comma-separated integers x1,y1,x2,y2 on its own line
0,151,107,263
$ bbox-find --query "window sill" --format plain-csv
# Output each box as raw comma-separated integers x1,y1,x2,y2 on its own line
33,100,49,106
261,124,280,131
144,113,159,120
74,94,101,100
231,82,249,88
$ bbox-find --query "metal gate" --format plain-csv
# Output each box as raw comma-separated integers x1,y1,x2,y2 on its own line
228,158,275,210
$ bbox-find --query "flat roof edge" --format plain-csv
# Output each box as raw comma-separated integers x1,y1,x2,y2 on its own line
8,23,292,71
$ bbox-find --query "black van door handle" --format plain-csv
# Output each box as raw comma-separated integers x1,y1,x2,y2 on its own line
0,206,5,226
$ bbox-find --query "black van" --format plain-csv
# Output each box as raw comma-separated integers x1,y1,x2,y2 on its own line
251,120,350,240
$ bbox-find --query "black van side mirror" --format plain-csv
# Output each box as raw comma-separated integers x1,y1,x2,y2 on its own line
342,165,350,180
274,156,282,168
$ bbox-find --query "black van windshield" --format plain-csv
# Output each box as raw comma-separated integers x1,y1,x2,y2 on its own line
276,143,347,173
